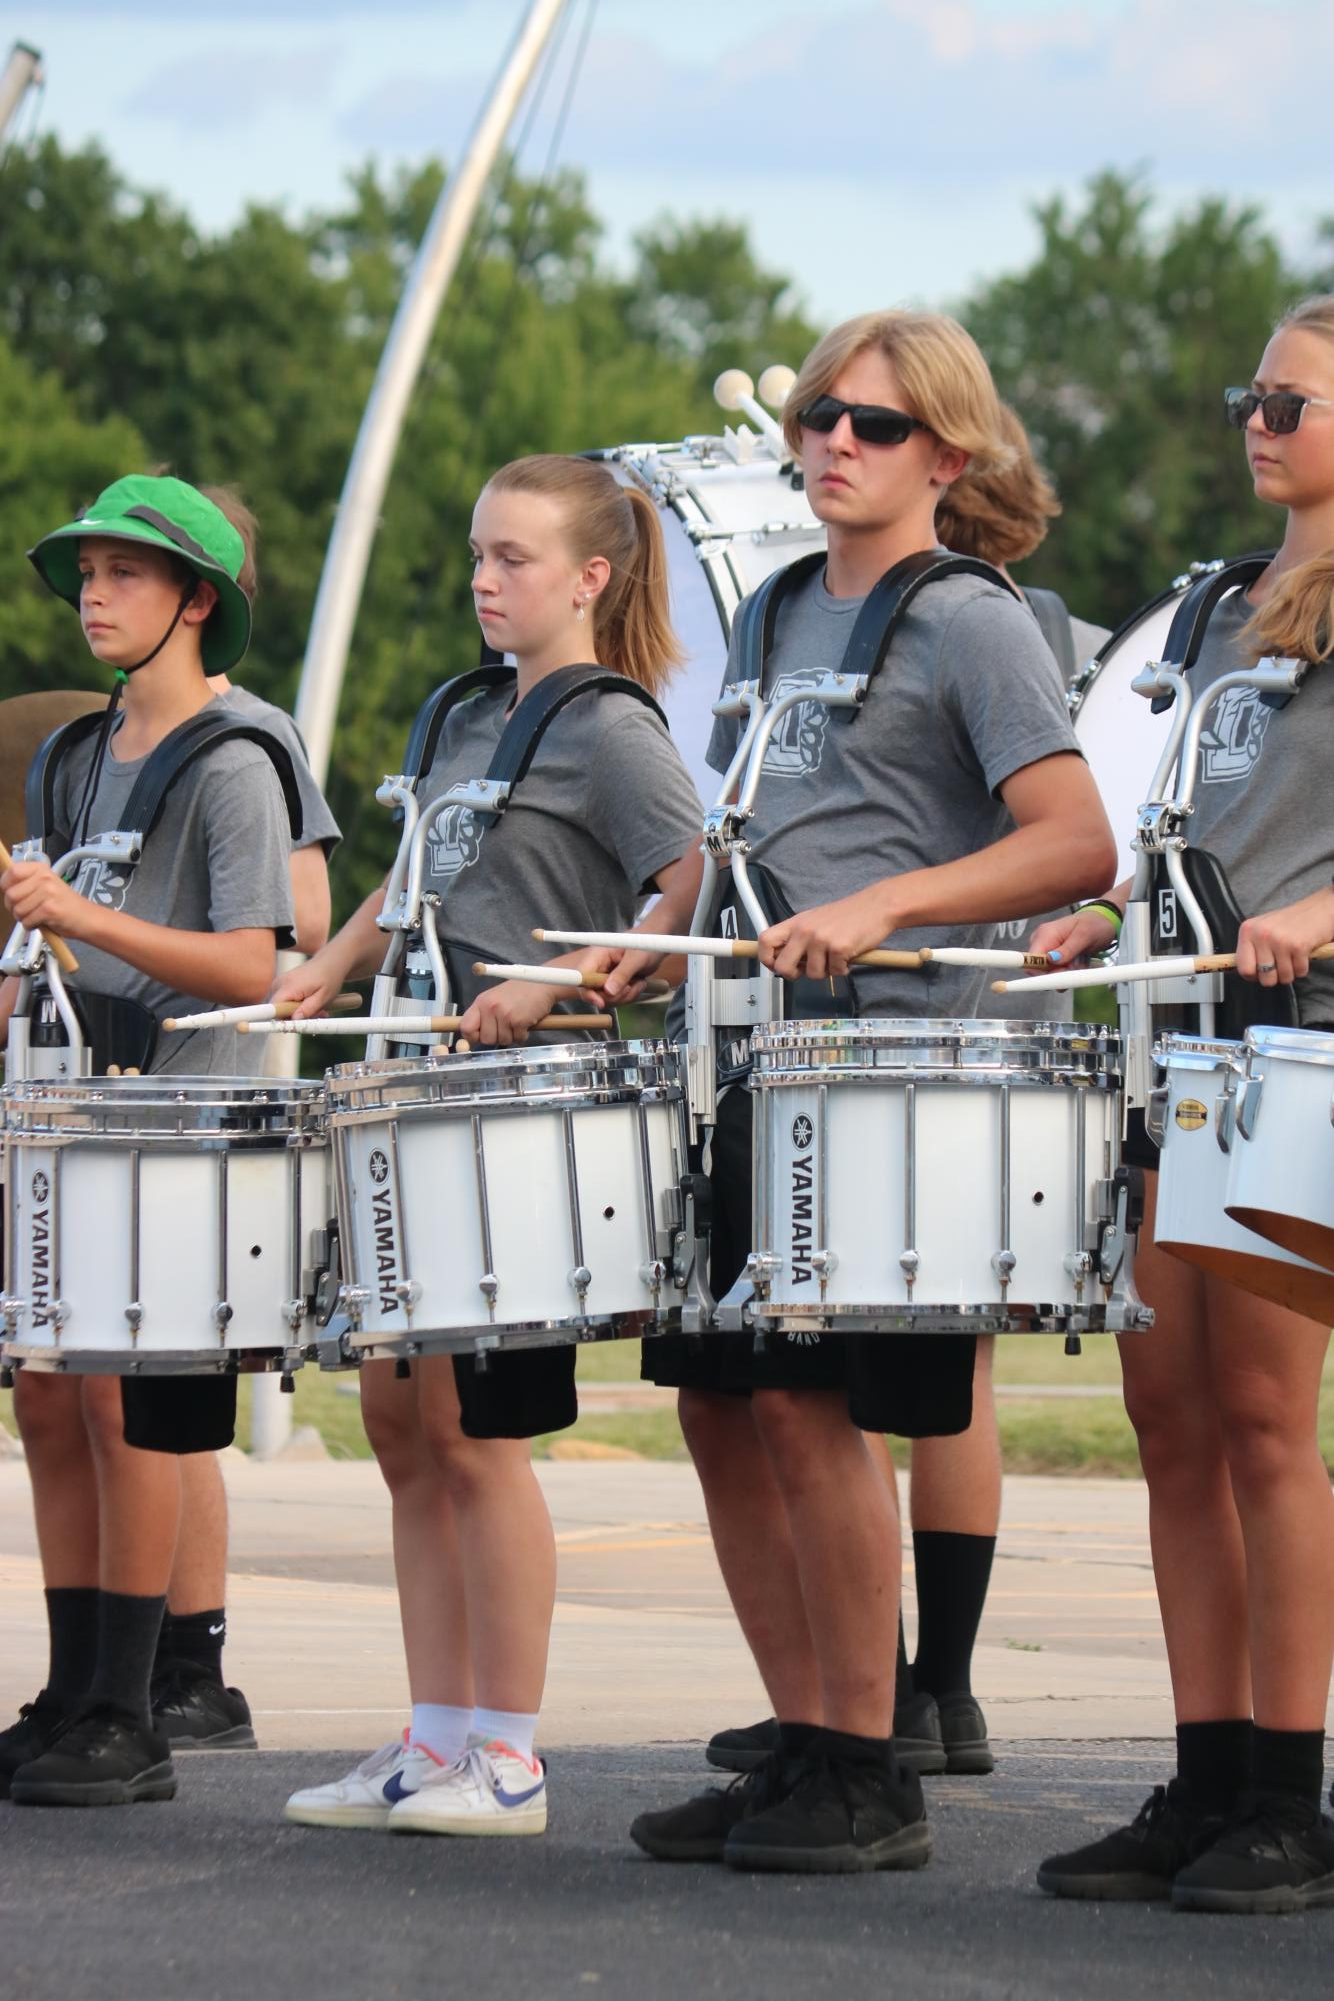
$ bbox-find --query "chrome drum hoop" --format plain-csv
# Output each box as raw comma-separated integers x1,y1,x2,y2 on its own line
324,1039,685,1127
0,1073,328,1147
748,1017,1122,1089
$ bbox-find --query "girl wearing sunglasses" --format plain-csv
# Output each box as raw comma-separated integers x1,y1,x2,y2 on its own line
1035,296,1334,1915
632,309,1116,1876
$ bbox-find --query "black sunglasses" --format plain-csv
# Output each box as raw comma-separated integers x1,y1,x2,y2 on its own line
797,394,929,447
1224,386,1334,435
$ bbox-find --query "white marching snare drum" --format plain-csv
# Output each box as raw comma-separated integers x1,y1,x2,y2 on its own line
1222,1025,1334,1285
1068,581,1186,864
1149,1034,1333,1318
326,1040,687,1358
1,1075,329,1373
609,441,822,802
741,1019,1134,1333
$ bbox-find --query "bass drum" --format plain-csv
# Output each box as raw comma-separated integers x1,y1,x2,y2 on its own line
606,439,823,802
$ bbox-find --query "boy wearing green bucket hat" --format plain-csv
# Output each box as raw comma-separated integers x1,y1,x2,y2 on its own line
0,473,296,1807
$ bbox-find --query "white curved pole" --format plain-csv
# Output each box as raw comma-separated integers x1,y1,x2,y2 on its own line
0,41,43,142
293,0,571,786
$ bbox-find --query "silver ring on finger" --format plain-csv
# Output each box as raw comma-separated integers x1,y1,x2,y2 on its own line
1258,962,1276,974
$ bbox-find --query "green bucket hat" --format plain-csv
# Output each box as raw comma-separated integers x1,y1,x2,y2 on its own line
27,473,252,672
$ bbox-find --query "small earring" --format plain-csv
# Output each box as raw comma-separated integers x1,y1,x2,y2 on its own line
575,599,586,622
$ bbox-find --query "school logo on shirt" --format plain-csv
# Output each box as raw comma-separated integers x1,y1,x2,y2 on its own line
70,857,130,911
760,670,834,778
426,803,485,880
1199,687,1272,785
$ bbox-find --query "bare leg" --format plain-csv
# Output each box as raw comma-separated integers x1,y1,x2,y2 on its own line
13,1372,99,1588
678,1387,824,1723
361,1361,473,1708
1120,1174,1251,1721
751,1388,900,1737
415,1358,554,1714
1206,1279,1334,1729
908,1338,1001,1535
169,1455,228,1614
82,1378,180,1595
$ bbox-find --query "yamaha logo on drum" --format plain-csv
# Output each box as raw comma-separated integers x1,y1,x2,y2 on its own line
791,1115,813,1150
31,1170,49,1203
369,1149,389,1185
788,1114,815,1287
28,1170,52,1325
366,1149,399,1313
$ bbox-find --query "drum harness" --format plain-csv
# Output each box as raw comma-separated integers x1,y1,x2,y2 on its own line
1114,550,1304,1121
678,548,1031,1330
2,709,302,1080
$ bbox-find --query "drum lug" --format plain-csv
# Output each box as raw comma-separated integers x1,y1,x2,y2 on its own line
478,1274,499,1321
809,1249,837,1299
899,1249,919,1290
338,1283,371,1329
1063,1249,1093,1300
393,1279,422,1311
638,1258,667,1297
125,1301,144,1336
991,1249,1016,1288
212,1301,234,1333
746,1251,782,1294
281,1297,307,1333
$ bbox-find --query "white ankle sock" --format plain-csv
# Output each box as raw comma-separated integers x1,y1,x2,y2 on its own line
409,1703,474,1764
470,1706,539,1763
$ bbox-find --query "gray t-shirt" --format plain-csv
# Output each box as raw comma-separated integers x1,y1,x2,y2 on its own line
706,565,1083,1018
213,686,341,854
415,678,703,1010
1180,590,1334,1025
49,719,296,1075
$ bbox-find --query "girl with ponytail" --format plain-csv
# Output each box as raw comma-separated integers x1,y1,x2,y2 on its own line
1034,300,1334,1914
275,452,702,1842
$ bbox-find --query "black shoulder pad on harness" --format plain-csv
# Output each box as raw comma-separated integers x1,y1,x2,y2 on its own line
479,665,668,814
1024,586,1077,682
735,549,1020,695
1149,552,1276,713
26,707,304,846
400,665,516,786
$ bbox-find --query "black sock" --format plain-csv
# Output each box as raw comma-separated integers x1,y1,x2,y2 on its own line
777,1721,820,1757
164,1608,226,1686
43,1587,100,1710
1251,1726,1325,1809
85,1592,167,1727
895,1614,915,1708
808,1726,894,1771
1175,1719,1253,1811
910,1530,996,1697
152,1609,176,1682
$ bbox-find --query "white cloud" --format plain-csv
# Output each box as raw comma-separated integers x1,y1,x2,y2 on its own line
125,43,343,131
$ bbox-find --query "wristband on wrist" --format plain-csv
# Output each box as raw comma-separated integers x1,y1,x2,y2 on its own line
1074,899,1124,936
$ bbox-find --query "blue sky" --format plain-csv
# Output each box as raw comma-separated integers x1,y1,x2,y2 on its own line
11,1,1330,328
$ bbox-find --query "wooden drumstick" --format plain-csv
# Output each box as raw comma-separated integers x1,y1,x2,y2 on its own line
239,1013,615,1035
0,837,80,976
473,959,673,999
993,943,1334,996
531,927,924,970
163,992,364,1032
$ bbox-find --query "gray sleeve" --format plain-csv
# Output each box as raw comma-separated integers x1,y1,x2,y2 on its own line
202,752,297,944
705,618,746,777
584,708,704,893
938,589,1084,797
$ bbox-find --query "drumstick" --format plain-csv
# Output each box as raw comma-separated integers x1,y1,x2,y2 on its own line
473,960,673,999
0,837,79,976
531,927,925,970
239,1013,614,1036
163,992,363,1032
920,947,1055,971
992,944,1334,997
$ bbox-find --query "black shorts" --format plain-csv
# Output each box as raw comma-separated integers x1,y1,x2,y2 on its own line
642,1088,975,1439
451,1346,578,1441
121,1375,238,1455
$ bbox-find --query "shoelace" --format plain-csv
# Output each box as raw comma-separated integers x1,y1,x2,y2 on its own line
1130,1784,1171,1832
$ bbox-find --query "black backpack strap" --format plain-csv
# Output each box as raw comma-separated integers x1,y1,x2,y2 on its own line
735,550,827,690
121,712,304,843
840,553,1019,689
473,666,668,818
25,711,106,844
1025,586,1078,682
1149,552,1276,713
400,665,516,785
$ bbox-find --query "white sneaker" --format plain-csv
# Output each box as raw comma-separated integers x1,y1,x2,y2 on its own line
387,1738,548,1837
284,1732,445,1829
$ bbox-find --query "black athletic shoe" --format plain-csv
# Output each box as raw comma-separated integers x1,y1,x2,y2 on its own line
936,1692,995,1776
704,1716,780,1775
1171,1792,1334,1915
892,1691,948,1777
723,1754,932,1875
1037,1782,1224,1901
152,1670,257,1750
631,1753,797,1861
9,1703,176,1807
0,1693,68,1800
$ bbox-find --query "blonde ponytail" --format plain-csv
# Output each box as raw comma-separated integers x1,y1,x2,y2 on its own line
484,454,683,698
